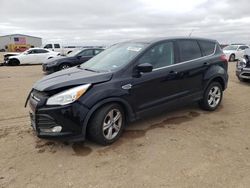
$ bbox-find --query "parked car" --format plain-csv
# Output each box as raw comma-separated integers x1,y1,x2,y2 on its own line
236,48,250,82
6,48,60,65
223,44,249,62
26,37,228,145
42,48,104,73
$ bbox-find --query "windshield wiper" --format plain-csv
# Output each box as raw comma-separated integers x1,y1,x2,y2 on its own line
84,68,100,73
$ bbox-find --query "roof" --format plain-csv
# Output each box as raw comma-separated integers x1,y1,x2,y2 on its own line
128,37,217,44
0,34,42,39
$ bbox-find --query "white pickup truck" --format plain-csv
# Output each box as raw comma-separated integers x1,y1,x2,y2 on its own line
43,43,79,56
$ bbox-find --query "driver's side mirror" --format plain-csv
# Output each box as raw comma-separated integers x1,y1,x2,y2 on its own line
77,55,82,59
136,63,153,73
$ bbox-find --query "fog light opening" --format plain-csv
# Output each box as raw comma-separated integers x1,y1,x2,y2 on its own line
52,126,62,133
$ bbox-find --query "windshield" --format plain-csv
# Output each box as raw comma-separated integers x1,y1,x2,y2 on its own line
67,49,82,57
80,42,147,72
224,45,238,51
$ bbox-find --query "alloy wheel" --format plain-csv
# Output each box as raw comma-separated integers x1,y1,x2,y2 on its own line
102,109,122,140
207,86,221,108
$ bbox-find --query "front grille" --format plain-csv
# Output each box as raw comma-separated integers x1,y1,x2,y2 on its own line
36,114,58,128
242,72,250,77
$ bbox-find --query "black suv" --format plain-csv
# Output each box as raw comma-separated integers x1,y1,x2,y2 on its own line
42,48,104,73
26,37,228,145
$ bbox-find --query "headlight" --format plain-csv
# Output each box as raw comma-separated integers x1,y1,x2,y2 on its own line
46,84,91,105
237,58,247,69
48,61,58,65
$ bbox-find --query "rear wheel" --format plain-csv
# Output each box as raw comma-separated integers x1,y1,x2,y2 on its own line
199,82,223,111
229,54,235,62
87,103,125,145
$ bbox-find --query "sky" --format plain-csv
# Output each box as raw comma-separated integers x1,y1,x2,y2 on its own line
0,0,250,45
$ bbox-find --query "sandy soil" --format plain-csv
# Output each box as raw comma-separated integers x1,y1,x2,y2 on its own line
0,52,4,63
0,63,250,188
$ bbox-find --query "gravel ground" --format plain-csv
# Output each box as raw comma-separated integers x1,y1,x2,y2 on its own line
0,63,250,188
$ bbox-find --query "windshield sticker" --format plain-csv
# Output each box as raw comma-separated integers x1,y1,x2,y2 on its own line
127,47,142,52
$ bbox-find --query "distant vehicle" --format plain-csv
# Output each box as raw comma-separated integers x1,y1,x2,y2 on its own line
236,48,250,82
42,48,104,73
223,44,249,62
43,43,80,56
26,37,228,145
6,48,60,66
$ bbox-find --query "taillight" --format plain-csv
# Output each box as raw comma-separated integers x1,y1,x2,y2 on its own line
220,54,228,63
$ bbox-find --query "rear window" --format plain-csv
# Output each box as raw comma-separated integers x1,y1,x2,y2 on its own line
54,44,60,48
199,40,216,56
178,40,202,62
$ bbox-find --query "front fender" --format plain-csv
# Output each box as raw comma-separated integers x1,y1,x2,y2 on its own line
81,97,136,137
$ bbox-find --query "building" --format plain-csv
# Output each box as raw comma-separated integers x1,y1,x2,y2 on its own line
0,34,42,52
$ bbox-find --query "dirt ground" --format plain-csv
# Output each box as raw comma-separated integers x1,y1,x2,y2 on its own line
0,62,250,188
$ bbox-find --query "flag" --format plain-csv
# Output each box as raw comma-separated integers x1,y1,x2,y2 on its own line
14,37,26,45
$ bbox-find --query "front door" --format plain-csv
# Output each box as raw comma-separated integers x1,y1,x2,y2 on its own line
130,41,186,113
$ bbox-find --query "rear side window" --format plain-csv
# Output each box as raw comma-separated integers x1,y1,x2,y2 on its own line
94,49,103,55
178,40,202,62
199,40,216,56
54,44,60,48
78,49,93,56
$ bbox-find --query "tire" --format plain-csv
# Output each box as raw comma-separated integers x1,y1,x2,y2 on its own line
199,82,223,111
87,103,125,145
9,59,20,66
59,63,70,70
237,76,248,82
229,54,235,62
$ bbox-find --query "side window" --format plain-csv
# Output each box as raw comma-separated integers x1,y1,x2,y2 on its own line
199,40,216,56
54,44,60,48
239,46,249,50
27,50,34,54
78,49,93,56
44,44,53,49
94,49,103,55
35,49,49,53
178,40,202,62
138,42,174,69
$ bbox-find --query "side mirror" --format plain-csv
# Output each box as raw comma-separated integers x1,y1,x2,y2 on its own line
136,63,153,73
77,55,82,59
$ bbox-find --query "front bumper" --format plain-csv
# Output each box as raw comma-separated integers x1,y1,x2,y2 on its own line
42,64,56,73
236,67,250,79
29,92,90,141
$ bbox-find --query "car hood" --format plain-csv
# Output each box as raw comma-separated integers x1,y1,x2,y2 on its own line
33,67,113,92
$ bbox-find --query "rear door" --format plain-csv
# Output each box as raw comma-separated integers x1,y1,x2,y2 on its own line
34,49,50,64
175,39,215,98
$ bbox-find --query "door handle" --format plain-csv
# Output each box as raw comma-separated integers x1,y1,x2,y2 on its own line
168,71,178,75
203,62,210,66
166,71,178,79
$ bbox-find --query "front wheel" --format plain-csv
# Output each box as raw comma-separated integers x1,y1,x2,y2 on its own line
199,82,223,111
229,54,235,62
59,63,70,70
87,103,125,145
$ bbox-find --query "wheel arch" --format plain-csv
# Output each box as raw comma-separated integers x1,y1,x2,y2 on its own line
8,58,20,65
82,97,136,136
203,65,228,91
